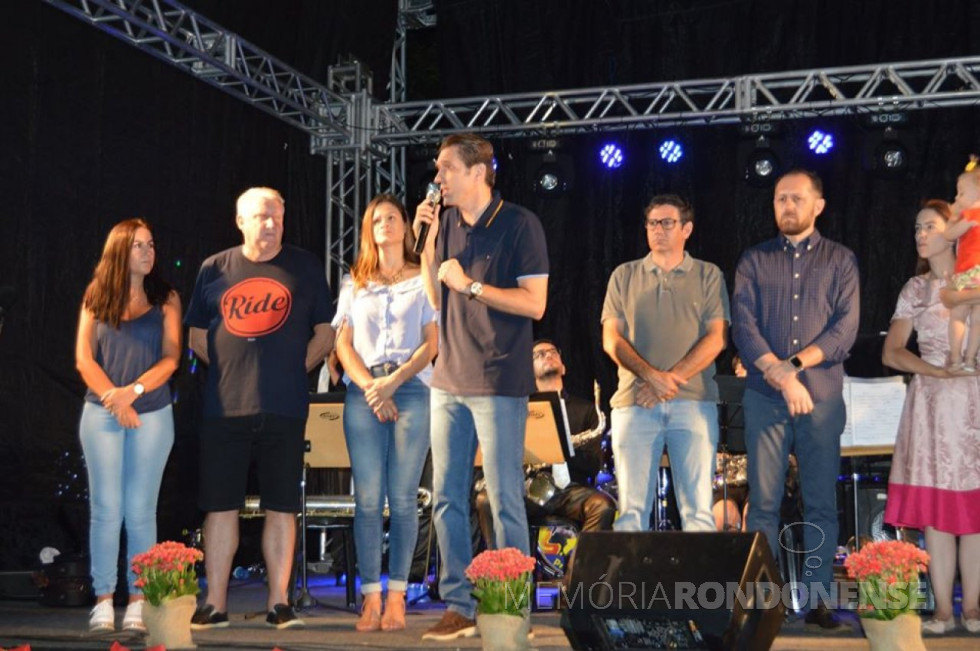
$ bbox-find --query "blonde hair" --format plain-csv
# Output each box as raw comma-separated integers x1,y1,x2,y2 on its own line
236,187,284,216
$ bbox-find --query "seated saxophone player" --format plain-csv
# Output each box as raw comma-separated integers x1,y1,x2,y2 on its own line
475,339,616,544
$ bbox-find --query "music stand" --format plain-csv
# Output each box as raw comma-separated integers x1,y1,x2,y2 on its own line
297,392,355,611
716,376,746,531
473,391,569,466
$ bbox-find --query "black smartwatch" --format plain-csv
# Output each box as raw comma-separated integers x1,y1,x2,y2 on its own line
789,355,804,371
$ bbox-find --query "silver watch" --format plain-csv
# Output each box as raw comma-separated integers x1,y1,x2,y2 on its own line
468,281,484,299
133,382,146,397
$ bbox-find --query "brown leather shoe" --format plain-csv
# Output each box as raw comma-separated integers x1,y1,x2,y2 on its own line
804,604,841,630
421,610,477,640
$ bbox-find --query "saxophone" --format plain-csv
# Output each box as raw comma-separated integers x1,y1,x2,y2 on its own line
569,381,607,448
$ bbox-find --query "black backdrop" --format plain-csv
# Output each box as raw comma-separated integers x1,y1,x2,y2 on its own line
1,0,979,569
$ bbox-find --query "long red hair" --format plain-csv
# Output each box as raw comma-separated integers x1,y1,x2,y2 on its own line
349,194,419,290
82,218,172,327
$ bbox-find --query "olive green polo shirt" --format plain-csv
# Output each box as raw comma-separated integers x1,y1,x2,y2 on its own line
601,251,730,408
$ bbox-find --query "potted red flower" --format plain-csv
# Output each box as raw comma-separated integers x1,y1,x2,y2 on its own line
131,541,204,649
844,540,930,650
465,547,536,651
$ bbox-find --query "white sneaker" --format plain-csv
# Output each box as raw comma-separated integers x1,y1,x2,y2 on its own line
963,616,980,633
122,600,146,632
922,617,955,634
89,600,115,632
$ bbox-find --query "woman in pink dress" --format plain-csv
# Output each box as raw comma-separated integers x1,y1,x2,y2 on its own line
882,199,980,634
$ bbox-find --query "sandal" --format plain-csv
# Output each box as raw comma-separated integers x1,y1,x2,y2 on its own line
381,591,406,632
355,594,382,632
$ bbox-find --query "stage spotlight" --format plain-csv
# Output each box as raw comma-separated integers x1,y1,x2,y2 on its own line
533,150,569,196
744,136,780,186
807,129,834,155
881,147,906,169
876,128,908,171
863,126,911,176
538,171,560,192
658,139,683,164
526,140,574,196
599,143,624,169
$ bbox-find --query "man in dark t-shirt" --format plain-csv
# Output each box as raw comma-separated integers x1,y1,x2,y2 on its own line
185,187,334,630
413,134,549,640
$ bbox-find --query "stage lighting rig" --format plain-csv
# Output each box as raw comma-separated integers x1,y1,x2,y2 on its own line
599,143,624,169
864,126,912,176
658,139,683,164
807,129,834,155
744,136,781,187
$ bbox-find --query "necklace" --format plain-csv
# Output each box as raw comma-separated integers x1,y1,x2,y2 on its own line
374,264,406,285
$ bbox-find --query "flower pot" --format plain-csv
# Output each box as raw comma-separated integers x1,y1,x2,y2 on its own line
143,594,197,649
861,614,926,651
477,613,530,651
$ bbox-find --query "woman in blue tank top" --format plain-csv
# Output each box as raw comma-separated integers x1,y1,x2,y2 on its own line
75,219,182,633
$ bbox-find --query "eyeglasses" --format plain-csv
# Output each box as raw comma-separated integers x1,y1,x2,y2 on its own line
532,347,561,361
645,218,680,231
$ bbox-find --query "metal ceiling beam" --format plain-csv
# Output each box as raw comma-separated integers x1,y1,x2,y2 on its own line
44,0,353,149
373,57,980,145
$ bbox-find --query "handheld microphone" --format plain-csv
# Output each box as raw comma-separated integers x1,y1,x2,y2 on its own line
414,182,441,255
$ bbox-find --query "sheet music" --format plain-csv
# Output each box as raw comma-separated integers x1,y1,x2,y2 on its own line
840,376,907,448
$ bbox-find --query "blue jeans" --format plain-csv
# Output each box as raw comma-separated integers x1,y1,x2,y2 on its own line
611,400,718,532
344,378,430,594
79,402,174,596
430,389,529,619
743,389,845,609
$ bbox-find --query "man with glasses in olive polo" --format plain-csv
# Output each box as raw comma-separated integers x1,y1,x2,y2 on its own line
601,194,729,532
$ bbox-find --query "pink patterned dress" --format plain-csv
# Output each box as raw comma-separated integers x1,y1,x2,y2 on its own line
884,274,980,534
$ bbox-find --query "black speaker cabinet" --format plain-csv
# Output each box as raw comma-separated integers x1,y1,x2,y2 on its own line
35,557,93,607
841,483,898,544
560,532,784,651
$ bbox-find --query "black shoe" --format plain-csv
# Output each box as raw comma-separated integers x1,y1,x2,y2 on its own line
190,604,229,630
804,604,841,630
266,603,305,629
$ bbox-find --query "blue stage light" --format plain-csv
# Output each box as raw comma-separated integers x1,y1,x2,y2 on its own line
658,139,683,164
599,143,624,169
807,130,834,155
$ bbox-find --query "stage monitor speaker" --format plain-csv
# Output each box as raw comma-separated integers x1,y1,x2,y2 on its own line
841,483,905,545
560,531,784,651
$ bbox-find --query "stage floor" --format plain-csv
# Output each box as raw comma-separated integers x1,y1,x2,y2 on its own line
1,576,977,650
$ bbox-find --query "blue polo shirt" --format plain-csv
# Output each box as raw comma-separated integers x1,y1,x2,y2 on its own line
431,191,549,396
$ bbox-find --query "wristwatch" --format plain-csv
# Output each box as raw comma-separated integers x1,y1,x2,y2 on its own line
789,355,804,371
468,281,484,300
133,382,146,397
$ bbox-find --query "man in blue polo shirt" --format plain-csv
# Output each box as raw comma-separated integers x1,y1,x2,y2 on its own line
732,169,859,629
413,133,548,640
